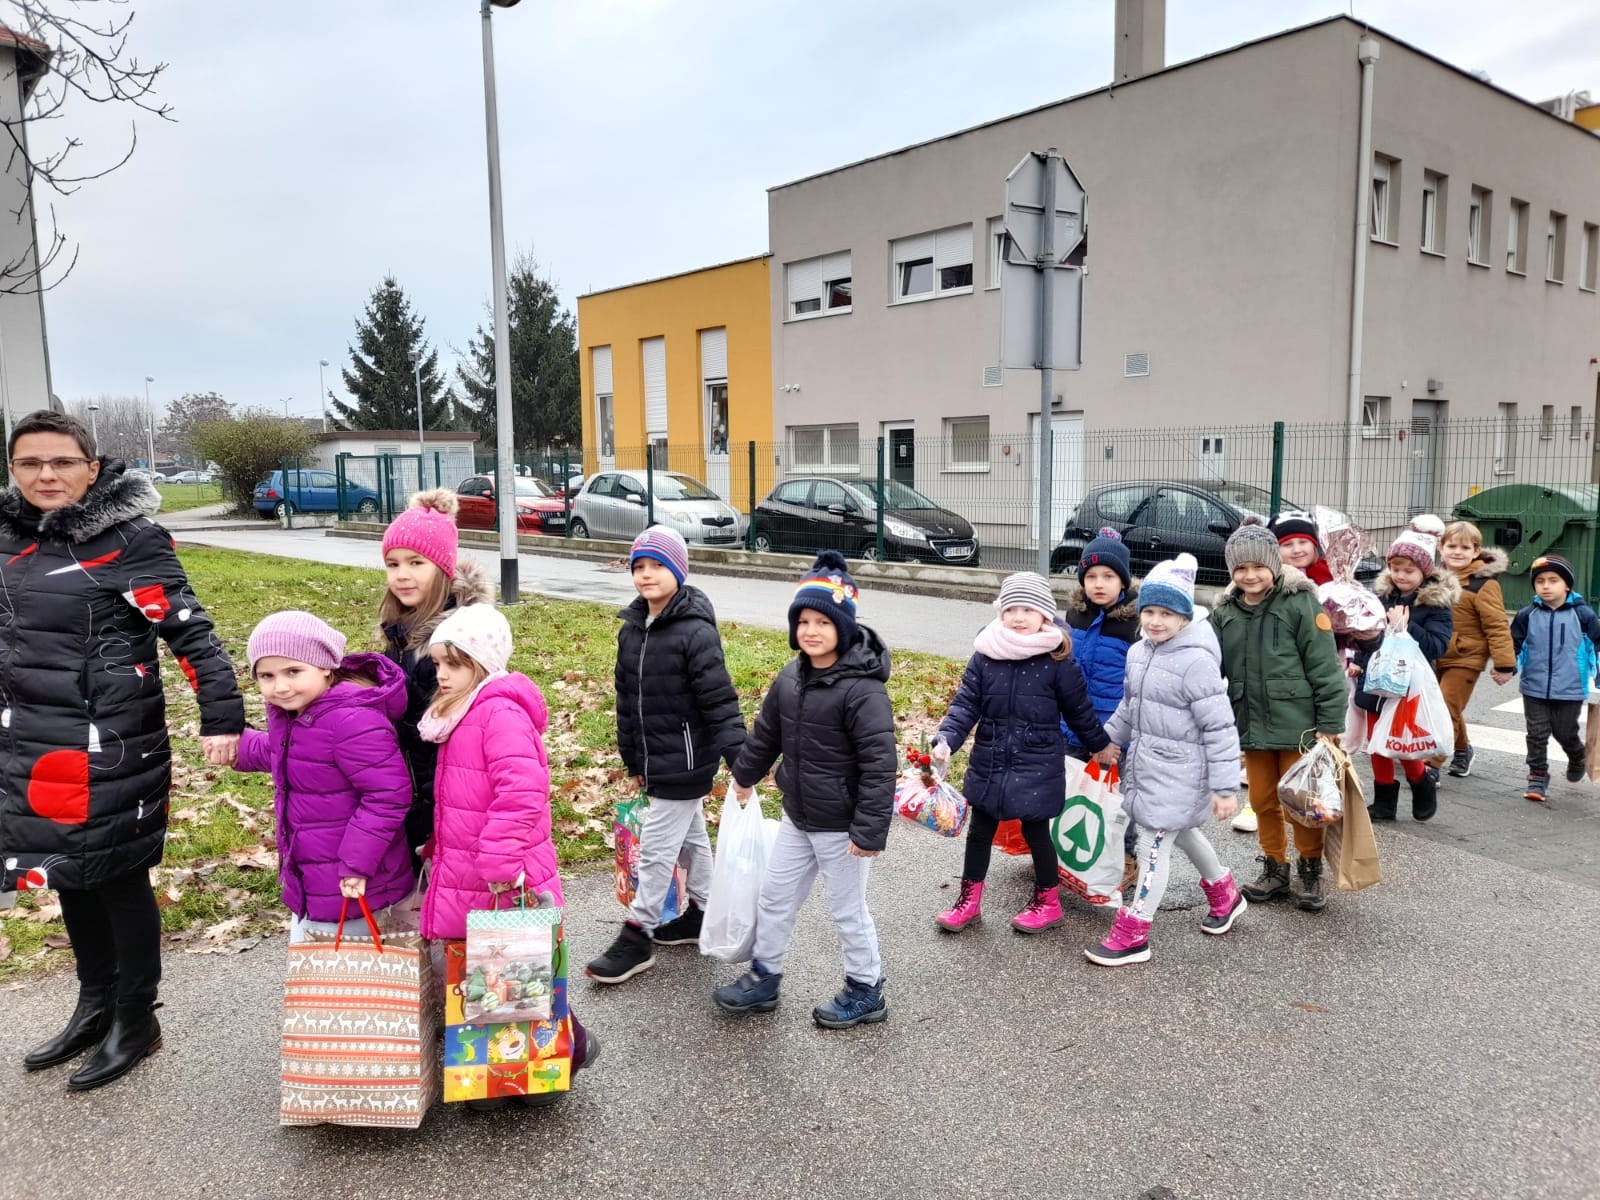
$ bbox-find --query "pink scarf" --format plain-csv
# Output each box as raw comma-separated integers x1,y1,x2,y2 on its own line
417,670,507,743
973,618,1064,661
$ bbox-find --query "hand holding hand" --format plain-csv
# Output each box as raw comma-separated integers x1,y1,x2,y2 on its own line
202,734,240,767
1092,744,1121,766
339,876,367,899
1211,793,1240,822
1491,669,1514,686
847,843,880,858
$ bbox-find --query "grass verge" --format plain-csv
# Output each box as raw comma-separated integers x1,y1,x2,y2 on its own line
155,482,225,513
1,546,964,981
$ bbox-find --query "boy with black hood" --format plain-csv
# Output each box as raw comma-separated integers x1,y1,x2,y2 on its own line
714,551,898,1029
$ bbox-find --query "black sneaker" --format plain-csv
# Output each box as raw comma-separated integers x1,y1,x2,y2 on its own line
1524,773,1550,802
584,923,655,984
1566,759,1586,784
651,902,704,946
1447,747,1475,777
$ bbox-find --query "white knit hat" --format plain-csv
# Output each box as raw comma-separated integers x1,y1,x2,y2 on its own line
430,604,512,675
994,571,1057,620
1138,554,1198,618
1387,514,1446,575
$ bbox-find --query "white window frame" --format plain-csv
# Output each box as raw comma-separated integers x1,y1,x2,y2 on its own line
1508,199,1529,274
891,224,974,304
1540,404,1555,441
1467,186,1489,265
1420,171,1444,255
1371,155,1396,244
785,251,852,321
596,393,615,460
1572,405,1586,440
788,424,861,473
1547,211,1567,283
986,216,1005,290
1582,223,1600,292
1361,396,1390,439
1494,402,1518,474
944,416,990,473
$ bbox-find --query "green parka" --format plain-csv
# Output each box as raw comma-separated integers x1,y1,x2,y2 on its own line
1210,565,1347,750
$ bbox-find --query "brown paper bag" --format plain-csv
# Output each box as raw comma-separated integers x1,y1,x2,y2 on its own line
1322,756,1381,891
1586,703,1600,782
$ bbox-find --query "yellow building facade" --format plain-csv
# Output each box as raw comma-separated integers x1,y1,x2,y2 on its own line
577,255,774,512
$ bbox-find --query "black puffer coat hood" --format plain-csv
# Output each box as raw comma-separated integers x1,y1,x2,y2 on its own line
0,460,245,891
615,584,747,801
732,627,897,850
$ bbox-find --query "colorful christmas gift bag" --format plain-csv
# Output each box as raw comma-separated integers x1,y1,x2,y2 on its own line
444,903,573,1104
612,794,685,922
279,897,438,1129
463,901,559,1024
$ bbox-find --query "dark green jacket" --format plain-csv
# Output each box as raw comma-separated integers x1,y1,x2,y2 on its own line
1210,566,1347,750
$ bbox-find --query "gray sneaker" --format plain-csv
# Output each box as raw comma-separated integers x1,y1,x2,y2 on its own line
1447,747,1474,777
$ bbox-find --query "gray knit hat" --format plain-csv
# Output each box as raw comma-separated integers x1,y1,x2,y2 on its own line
994,571,1058,620
1225,517,1282,574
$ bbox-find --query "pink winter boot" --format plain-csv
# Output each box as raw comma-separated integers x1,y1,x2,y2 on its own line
1198,870,1247,936
1011,886,1064,934
1084,907,1152,966
935,879,984,932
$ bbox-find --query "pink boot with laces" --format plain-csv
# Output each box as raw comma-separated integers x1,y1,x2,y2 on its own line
1010,886,1064,934
935,879,984,932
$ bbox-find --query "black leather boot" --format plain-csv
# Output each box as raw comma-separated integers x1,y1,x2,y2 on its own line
23,985,115,1071
1368,781,1400,821
1410,772,1438,822
66,1002,162,1091
1295,857,1327,913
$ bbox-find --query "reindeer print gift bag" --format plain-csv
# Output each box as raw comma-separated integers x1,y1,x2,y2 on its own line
279,901,438,1129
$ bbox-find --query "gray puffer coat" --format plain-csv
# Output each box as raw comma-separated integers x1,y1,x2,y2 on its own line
1104,618,1240,832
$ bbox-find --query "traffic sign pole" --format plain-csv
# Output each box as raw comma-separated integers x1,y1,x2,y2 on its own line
1035,149,1059,578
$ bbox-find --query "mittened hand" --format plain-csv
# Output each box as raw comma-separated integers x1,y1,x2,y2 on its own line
339,876,367,898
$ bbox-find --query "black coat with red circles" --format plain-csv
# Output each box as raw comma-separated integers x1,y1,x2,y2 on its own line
0,462,245,891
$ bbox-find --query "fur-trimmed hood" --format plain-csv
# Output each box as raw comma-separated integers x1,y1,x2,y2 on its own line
0,458,159,544
380,554,494,651
1458,547,1508,580
1372,567,1461,608
1064,578,1140,622
1214,563,1318,609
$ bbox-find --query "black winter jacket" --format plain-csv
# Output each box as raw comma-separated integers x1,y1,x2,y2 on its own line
732,628,898,851
380,557,493,845
615,585,746,800
0,462,245,891
1352,569,1460,713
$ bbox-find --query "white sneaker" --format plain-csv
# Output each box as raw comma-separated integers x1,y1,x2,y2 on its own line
1230,805,1258,833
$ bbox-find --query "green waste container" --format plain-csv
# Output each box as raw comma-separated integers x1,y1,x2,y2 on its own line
1452,483,1600,610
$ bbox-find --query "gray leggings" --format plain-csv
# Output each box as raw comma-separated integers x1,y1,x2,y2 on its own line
1128,825,1225,921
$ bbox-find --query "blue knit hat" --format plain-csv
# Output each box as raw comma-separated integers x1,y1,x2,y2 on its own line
630,525,689,586
789,550,860,650
1079,527,1131,588
1138,554,1197,619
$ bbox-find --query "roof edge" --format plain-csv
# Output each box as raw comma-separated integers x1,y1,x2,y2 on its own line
578,252,770,301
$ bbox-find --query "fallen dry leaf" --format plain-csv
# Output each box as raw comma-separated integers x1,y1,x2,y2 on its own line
0,934,11,961
228,845,278,871
1290,1001,1331,1014
42,933,71,950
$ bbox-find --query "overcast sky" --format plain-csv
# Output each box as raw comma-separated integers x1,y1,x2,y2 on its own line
25,0,1600,420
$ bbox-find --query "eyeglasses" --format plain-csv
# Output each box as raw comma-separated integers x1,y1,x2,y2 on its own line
9,457,93,474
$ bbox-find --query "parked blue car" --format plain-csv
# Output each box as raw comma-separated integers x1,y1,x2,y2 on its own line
253,469,380,518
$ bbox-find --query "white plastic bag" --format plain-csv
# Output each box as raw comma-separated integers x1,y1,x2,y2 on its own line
700,792,778,963
1369,661,1451,761
1050,759,1129,908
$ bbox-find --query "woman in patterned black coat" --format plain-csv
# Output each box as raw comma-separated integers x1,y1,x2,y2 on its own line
0,411,244,1091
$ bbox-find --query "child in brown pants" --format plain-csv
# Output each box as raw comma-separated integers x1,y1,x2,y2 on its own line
1435,521,1516,778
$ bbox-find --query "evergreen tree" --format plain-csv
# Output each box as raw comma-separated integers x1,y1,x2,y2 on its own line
333,276,453,432
456,255,580,454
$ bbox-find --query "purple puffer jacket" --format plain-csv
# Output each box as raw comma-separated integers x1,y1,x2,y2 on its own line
236,652,415,922
419,673,558,941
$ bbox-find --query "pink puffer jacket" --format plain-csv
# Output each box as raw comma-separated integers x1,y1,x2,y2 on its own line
418,673,559,940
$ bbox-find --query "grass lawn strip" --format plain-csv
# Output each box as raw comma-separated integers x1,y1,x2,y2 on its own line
154,482,225,514
0,546,964,981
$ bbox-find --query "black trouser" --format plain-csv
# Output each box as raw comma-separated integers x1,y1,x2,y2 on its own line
1525,698,1585,775
963,809,1059,890
56,868,162,1006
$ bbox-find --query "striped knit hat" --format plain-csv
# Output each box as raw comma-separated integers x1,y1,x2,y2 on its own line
994,571,1058,620
789,550,859,650
1139,554,1198,618
382,489,460,578
630,525,689,585
247,610,347,672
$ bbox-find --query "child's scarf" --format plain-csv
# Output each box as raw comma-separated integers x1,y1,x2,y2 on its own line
417,670,507,743
973,617,1064,661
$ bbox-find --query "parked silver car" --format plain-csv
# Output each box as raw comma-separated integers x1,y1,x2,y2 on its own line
569,470,746,546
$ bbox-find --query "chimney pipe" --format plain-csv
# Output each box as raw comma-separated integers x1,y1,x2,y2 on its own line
1114,0,1166,83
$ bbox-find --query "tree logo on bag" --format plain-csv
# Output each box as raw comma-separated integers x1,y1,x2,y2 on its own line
1052,796,1105,873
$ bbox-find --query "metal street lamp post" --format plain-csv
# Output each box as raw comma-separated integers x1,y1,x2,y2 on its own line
318,360,330,433
409,349,426,469
143,375,156,471
482,0,520,602
87,401,99,445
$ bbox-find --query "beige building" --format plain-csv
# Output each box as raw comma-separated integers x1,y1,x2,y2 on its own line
767,12,1600,542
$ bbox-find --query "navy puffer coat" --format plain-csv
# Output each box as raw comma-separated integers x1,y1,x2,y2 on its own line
938,630,1110,821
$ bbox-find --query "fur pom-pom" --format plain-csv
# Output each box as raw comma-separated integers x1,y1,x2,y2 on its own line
407,488,459,519
1409,513,1445,538
811,549,850,574
1236,514,1268,529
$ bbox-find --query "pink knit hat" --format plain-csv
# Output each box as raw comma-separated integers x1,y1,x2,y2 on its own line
1387,514,1446,575
247,610,347,672
431,603,512,675
381,489,460,577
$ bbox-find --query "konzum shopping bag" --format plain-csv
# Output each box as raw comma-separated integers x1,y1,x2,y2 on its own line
1050,760,1128,907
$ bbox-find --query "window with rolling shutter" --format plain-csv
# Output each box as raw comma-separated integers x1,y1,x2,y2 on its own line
785,251,851,320
592,346,615,458
892,224,973,301
642,337,667,438
700,327,727,382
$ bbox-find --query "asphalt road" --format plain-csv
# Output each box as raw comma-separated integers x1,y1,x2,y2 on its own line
0,526,1593,1198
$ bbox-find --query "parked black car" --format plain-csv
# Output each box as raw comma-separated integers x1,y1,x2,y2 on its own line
752,476,980,566
1051,480,1339,586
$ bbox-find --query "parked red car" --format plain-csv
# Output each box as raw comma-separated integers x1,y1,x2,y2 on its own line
454,475,569,534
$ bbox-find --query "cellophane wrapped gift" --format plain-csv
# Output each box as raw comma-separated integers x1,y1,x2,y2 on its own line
1277,741,1346,827
1314,506,1385,636
893,762,968,837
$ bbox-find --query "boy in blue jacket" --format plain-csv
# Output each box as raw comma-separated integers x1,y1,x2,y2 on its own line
1510,554,1600,801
